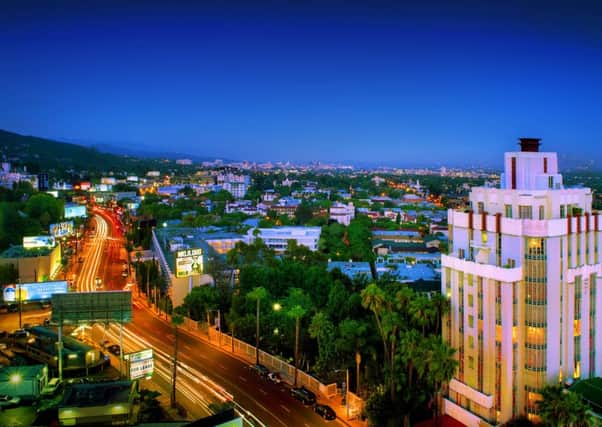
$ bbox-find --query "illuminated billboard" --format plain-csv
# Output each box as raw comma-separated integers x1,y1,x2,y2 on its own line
3,280,68,302
51,291,132,324
64,204,87,218
125,349,154,380
175,248,203,278
50,221,74,238
23,235,56,249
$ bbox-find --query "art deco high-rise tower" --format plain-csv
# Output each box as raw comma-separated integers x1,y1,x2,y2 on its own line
442,138,602,426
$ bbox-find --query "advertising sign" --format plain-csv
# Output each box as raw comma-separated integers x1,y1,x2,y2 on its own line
23,235,56,249
124,349,154,380
51,291,132,324
49,221,74,238
175,248,203,278
3,280,68,302
64,204,87,219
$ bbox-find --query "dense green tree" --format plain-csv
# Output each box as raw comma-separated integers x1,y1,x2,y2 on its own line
537,385,595,427
294,201,314,225
308,312,336,376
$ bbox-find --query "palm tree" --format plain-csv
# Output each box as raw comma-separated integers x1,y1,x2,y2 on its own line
425,336,458,427
361,283,389,362
247,286,268,365
170,314,184,408
538,385,594,427
287,304,307,386
408,295,434,336
430,293,450,336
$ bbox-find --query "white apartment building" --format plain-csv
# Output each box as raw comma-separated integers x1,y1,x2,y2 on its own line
330,202,355,226
442,138,602,426
217,173,250,199
246,226,321,253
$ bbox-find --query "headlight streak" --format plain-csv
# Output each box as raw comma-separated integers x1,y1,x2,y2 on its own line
100,323,266,427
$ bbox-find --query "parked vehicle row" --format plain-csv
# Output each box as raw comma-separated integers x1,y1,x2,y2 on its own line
246,364,336,421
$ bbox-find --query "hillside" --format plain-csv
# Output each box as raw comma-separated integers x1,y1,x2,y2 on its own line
0,129,188,178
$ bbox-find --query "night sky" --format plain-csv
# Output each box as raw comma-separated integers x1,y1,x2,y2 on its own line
1,1,601,166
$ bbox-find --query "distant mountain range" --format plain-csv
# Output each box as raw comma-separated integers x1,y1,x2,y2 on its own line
0,129,227,175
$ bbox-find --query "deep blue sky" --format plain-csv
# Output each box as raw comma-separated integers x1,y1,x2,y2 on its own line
1,1,601,167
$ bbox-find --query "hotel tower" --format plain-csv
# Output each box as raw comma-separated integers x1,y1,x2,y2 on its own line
442,138,602,425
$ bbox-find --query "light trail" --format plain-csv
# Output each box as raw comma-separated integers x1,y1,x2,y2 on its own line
76,214,108,292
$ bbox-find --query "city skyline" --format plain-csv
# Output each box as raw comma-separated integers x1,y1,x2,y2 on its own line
1,1,601,166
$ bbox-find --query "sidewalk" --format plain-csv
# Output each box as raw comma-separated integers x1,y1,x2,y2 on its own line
134,290,367,427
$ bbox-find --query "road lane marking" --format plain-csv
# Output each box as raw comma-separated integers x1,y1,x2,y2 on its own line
279,404,290,413
238,376,247,382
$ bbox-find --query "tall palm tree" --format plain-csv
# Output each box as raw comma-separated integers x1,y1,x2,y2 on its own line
287,304,307,386
170,314,184,408
247,286,268,365
361,283,389,362
408,295,434,336
425,336,458,427
430,293,450,336
538,384,594,427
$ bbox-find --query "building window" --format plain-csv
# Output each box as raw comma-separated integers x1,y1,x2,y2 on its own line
560,205,566,218
505,204,513,218
519,205,533,219
548,176,553,188
468,315,474,328
468,294,474,307
468,335,475,349
477,202,485,214
539,206,545,220
481,231,488,244
468,356,475,369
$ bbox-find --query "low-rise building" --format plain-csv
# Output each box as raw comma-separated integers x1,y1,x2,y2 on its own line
0,365,48,399
329,202,355,226
246,226,321,253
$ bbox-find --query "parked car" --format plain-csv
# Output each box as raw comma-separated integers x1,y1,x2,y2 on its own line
314,404,336,420
107,344,121,356
250,364,270,378
43,318,51,327
267,372,282,384
289,386,316,405
0,395,21,408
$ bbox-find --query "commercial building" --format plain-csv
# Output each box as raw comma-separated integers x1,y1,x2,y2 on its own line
152,227,241,307
0,365,48,399
442,139,602,426
246,226,321,253
329,202,355,226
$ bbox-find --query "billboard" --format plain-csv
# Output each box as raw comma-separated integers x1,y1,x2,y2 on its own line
175,248,203,278
51,291,132,324
124,349,154,380
23,235,56,249
50,221,74,238
3,280,68,302
64,204,87,219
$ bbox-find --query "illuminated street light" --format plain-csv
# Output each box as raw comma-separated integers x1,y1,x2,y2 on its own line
9,373,21,384
273,303,281,312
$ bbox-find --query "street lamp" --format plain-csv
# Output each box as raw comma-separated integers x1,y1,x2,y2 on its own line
10,372,21,395
273,303,281,312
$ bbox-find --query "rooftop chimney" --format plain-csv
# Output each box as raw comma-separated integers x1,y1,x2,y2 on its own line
519,137,541,152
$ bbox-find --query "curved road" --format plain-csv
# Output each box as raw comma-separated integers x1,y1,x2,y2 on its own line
87,208,341,427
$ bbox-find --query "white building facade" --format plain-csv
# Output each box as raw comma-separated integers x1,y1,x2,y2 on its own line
247,226,321,253
330,202,355,226
442,139,602,426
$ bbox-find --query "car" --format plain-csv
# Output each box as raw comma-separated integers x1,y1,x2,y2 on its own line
43,318,51,327
121,271,128,278
313,403,336,420
107,344,121,356
12,329,29,340
289,386,316,405
267,372,282,384
0,395,21,407
250,364,270,378
40,378,63,397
